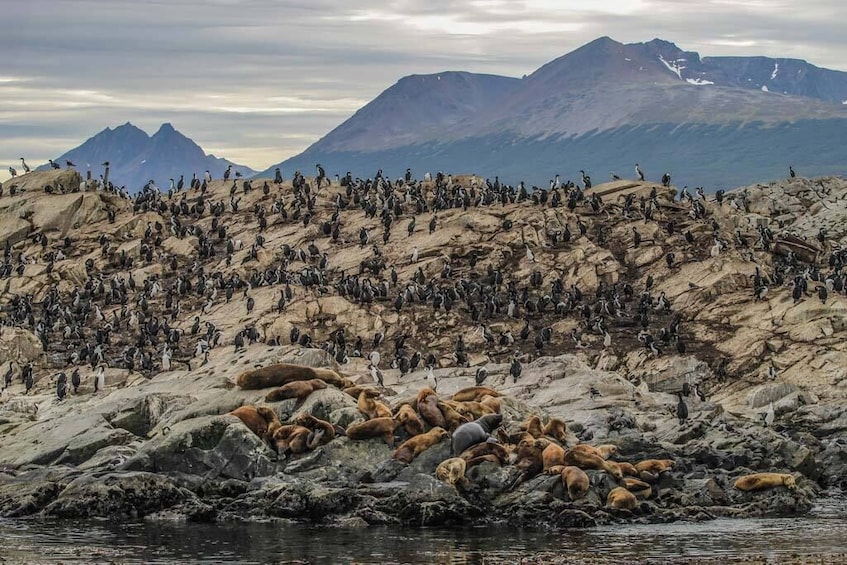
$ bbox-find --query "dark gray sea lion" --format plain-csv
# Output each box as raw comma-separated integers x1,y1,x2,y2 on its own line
452,413,503,456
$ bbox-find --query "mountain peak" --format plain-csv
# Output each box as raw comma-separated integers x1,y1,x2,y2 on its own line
153,122,179,137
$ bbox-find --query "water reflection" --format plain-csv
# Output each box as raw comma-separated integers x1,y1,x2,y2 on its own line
1,498,845,564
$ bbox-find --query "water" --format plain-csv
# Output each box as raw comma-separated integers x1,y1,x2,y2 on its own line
1,498,845,564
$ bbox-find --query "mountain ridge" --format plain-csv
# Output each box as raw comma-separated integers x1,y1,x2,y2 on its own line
260,37,847,188
38,122,256,191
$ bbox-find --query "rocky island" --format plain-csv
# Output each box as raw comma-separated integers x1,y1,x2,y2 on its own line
0,168,844,528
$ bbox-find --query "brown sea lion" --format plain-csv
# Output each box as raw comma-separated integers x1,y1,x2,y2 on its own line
562,466,590,501
358,389,392,419
733,473,796,492
479,395,501,413
229,405,280,440
435,457,468,487
542,441,567,472
395,404,425,436
454,401,496,420
265,379,327,402
564,447,623,480
607,486,637,510
393,427,450,464
542,418,570,444
345,417,400,447
271,424,319,455
618,462,639,477
459,441,510,465
438,401,470,432
520,415,545,438
417,389,447,429
451,386,500,403
343,385,380,399
634,459,675,475
236,363,345,389
623,477,652,499
294,412,336,444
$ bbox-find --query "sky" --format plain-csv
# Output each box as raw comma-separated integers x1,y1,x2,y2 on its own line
2,0,846,181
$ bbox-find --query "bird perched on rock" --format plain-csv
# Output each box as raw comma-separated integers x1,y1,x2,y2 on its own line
676,391,688,425
475,367,487,386
510,357,522,383
589,385,601,400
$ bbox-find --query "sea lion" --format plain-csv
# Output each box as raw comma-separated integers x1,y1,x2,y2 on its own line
452,413,503,456
271,424,319,455
393,426,449,464
435,457,468,488
618,462,639,477
264,379,327,402
634,459,675,475
437,401,470,432
343,385,380,399
451,386,500,403
417,388,447,429
570,443,616,460
479,395,501,413
294,412,336,444
358,389,392,419
345,417,400,447
229,405,280,440
520,415,545,438
459,440,510,465
395,404,425,436
542,418,570,444
453,400,496,420
733,473,797,492
606,486,637,510
564,447,623,480
511,437,548,487
236,363,345,389
542,441,567,472
562,466,590,501
623,477,653,499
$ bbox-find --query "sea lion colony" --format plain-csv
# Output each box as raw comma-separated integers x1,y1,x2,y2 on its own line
230,362,795,507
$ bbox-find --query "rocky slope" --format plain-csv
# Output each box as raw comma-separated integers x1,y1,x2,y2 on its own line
0,168,844,526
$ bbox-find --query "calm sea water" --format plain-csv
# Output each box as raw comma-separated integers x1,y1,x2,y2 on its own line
1,497,845,564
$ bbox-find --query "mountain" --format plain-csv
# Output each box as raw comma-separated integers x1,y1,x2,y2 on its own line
261,37,847,189
39,123,256,191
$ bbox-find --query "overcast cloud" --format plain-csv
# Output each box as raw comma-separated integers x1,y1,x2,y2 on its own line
2,0,845,180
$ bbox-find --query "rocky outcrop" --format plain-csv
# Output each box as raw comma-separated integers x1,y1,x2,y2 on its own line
0,170,844,525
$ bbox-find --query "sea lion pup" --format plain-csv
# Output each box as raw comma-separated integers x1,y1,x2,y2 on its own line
623,477,653,499
392,427,450,464
451,386,500,403
346,417,400,447
519,415,545,439
734,473,797,492
395,404,425,436
229,405,280,441
271,424,319,455
452,413,504,456
437,401,469,432
294,412,336,445
542,418,570,444
459,439,510,466
561,466,590,501
417,388,447,429
607,486,638,510
435,457,468,488
265,379,327,402
358,389,392,419
236,363,345,390
564,446,624,480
